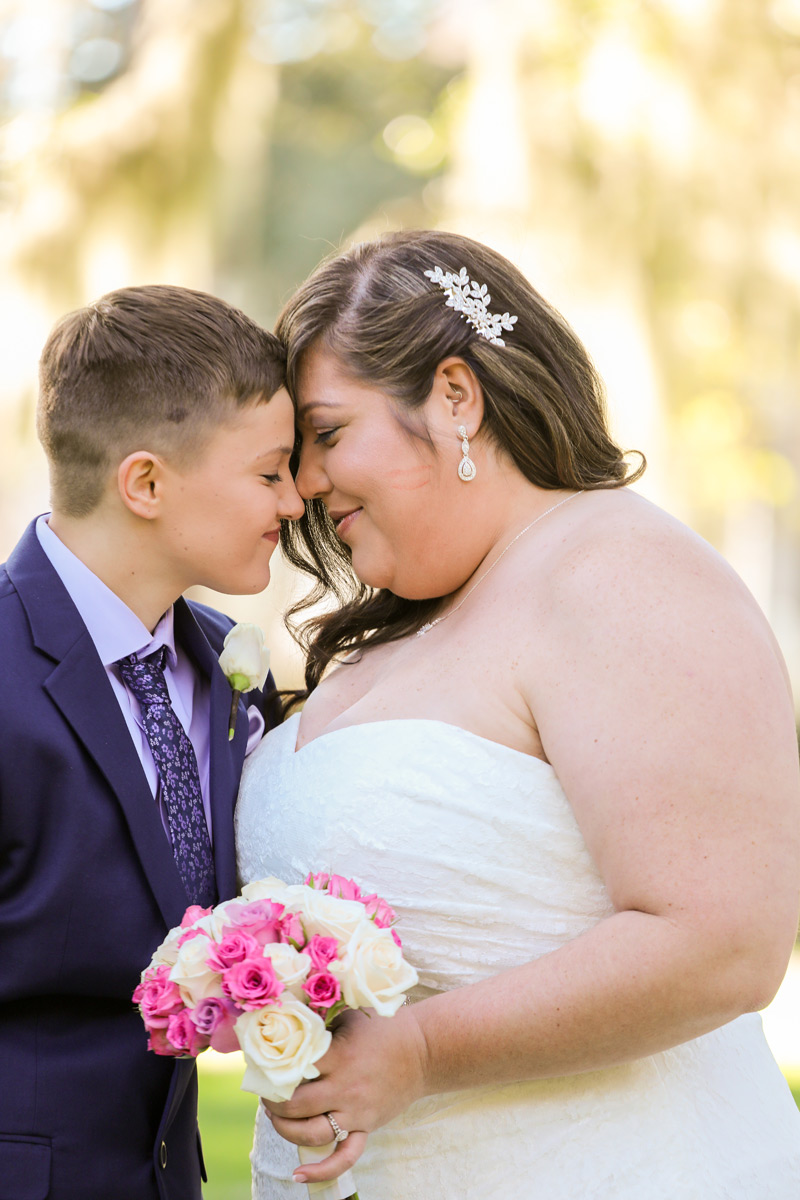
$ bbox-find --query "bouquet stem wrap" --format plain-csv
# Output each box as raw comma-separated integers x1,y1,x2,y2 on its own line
298,1143,358,1199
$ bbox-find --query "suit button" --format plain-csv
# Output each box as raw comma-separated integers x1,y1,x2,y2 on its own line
159,1141,167,1169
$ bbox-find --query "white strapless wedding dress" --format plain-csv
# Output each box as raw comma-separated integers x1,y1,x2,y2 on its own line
235,714,800,1199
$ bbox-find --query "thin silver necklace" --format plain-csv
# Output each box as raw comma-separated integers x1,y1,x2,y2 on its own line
416,490,584,637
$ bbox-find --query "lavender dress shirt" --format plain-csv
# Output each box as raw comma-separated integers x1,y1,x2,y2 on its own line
36,515,264,841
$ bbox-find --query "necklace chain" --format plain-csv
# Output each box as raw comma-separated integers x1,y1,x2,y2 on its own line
416,491,584,638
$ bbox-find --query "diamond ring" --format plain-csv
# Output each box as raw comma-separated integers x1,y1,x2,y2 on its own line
325,1112,349,1144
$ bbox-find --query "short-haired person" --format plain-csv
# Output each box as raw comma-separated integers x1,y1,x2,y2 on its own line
0,285,303,1200
233,231,800,1198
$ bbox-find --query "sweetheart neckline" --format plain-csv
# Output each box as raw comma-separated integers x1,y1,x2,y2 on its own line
284,712,555,773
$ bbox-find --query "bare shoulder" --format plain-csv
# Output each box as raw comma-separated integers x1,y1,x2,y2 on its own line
535,488,787,687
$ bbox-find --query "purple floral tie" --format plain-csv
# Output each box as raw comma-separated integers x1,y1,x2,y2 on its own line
118,648,216,908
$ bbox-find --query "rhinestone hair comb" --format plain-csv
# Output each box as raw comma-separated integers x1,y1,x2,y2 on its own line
423,265,518,346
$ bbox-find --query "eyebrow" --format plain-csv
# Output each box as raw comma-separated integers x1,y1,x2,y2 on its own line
254,445,295,461
295,400,340,420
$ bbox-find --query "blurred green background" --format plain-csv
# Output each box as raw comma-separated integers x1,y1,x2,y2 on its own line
2,0,800,696
2,2,800,1192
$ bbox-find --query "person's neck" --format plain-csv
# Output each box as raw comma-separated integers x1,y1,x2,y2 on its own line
48,509,180,634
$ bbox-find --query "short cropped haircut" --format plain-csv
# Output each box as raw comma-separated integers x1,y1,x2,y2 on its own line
37,284,286,516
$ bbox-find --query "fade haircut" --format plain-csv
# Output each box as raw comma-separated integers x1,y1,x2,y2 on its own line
37,284,286,516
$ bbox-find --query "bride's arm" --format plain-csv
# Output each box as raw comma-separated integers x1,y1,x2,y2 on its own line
269,515,800,1184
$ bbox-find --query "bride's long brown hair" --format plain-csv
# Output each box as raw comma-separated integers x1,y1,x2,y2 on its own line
276,230,644,696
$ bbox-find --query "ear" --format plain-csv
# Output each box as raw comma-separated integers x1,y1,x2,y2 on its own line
117,451,166,519
426,356,485,439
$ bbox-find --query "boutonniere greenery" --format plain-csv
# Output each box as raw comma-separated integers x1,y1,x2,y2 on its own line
218,623,270,740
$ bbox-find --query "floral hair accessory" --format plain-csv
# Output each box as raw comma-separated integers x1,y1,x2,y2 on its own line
423,265,518,346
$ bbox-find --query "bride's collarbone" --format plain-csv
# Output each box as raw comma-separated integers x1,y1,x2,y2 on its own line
297,639,543,759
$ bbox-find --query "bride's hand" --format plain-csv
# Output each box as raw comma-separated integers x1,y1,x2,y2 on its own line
262,1006,428,1185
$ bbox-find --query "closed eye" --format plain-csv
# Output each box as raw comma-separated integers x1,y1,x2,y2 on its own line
261,473,283,484
314,428,340,445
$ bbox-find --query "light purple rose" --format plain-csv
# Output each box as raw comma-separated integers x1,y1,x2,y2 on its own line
192,996,241,1053
224,899,286,947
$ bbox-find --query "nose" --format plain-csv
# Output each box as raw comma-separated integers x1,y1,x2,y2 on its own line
277,474,306,521
294,441,330,502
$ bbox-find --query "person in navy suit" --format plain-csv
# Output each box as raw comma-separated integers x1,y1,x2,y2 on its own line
0,285,304,1200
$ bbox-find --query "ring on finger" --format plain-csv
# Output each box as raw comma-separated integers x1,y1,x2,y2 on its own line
325,1112,349,1144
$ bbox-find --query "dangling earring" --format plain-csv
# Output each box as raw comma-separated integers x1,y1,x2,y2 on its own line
457,424,477,482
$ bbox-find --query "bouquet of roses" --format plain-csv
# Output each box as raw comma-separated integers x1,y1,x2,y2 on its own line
133,872,417,1200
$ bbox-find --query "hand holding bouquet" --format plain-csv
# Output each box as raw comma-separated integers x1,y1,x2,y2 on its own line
134,872,418,1200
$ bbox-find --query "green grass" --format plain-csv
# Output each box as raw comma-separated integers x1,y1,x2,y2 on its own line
199,1067,258,1200
197,1064,800,1199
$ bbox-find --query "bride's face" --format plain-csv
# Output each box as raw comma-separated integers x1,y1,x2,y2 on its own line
294,347,481,598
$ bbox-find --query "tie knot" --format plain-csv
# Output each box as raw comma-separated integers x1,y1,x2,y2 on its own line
117,648,170,707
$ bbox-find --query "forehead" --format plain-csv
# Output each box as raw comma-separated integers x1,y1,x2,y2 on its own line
202,388,296,457
295,347,377,417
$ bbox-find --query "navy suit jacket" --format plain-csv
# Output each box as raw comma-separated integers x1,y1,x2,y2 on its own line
0,520,278,1200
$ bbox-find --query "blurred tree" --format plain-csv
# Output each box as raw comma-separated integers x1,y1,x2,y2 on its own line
436,0,800,678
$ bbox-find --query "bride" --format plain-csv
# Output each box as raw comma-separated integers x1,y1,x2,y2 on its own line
235,230,800,1198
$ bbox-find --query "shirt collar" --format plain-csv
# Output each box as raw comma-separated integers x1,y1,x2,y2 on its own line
36,515,178,669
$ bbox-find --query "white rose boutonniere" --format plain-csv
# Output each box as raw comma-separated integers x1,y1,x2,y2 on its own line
218,622,270,740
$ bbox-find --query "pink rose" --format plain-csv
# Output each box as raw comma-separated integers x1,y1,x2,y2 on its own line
326,874,363,902
166,1009,208,1057
133,965,185,1028
391,928,402,948
302,971,341,1012
205,929,262,973
181,905,213,929
147,1026,182,1057
306,935,339,971
222,957,284,1010
361,894,398,928
279,911,306,949
177,927,210,948
192,996,241,1053
305,871,330,890
224,900,286,947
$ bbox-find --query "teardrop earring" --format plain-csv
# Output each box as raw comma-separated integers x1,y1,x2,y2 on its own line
457,425,477,482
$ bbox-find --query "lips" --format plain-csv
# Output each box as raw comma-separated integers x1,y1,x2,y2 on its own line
263,528,281,544
329,508,362,538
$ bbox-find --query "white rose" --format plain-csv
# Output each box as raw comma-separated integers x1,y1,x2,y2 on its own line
260,944,312,999
236,997,332,1102
218,623,270,692
169,934,224,1006
297,888,367,943
240,877,291,903
148,923,184,970
331,919,418,1017
203,898,246,941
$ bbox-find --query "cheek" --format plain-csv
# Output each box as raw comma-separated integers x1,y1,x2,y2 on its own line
383,464,435,492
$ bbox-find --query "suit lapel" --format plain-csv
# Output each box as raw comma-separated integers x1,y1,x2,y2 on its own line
44,638,190,927
8,522,190,929
174,600,246,900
